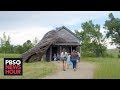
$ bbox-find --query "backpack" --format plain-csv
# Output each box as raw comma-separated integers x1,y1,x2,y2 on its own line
61,52,67,60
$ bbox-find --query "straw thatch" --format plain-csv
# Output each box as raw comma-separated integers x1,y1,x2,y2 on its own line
21,26,80,62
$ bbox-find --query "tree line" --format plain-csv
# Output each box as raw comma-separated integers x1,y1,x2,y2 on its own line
0,32,38,54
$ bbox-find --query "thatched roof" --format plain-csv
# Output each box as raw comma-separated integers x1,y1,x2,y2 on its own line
53,26,80,45
21,26,80,62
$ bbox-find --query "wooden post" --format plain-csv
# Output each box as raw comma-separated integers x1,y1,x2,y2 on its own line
50,46,52,61
77,46,80,52
71,46,72,53
60,46,62,54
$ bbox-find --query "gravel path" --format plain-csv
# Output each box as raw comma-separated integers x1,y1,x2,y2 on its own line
42,61,95,79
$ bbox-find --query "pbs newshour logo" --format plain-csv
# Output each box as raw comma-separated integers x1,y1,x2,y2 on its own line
4,58,23,75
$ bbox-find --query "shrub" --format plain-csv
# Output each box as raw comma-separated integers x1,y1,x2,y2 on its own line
106,53,114,58
118,54,120,58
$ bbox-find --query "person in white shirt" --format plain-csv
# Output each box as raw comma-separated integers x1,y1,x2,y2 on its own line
60,48,68,71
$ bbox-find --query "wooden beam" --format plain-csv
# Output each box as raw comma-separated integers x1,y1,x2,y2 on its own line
50,46,52,61
60,46,62,54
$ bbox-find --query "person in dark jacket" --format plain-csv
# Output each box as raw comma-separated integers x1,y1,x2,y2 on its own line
70,50,78,71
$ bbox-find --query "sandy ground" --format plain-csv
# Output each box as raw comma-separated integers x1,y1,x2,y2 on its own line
42,61,95,79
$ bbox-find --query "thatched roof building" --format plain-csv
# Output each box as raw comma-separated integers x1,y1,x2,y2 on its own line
21,26,81,62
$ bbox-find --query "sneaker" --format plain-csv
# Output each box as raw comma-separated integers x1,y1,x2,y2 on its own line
63,69,66,71
73,68,76,71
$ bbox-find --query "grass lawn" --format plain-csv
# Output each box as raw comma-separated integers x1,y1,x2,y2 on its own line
0,58,58,79
81,57,120,79
0,53,120,79
0,53,21,58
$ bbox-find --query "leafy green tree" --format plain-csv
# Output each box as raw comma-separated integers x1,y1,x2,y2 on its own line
75,20,107,57
22,40,33,53
104,13,120,56
14,45,24,54
0,32,11,53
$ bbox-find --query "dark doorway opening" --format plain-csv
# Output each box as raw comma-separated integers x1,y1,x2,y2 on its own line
46,48,50,62
72,46,76,51
52,47,57,61
67,47,71,53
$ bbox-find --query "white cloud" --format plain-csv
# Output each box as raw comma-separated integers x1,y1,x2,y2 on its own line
64,18,80,25
102,38,116,49
100,28,106,34
0,26,53,45
1,11,119,28
107,44,116,49
0,11,119,49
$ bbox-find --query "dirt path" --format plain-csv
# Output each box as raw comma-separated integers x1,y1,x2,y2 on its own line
42,61,95,79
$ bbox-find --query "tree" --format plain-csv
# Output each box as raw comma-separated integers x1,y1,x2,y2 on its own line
0,32,11,53
14,45,24,54
104,13,120,55
22,40,33,53
75,20,107,57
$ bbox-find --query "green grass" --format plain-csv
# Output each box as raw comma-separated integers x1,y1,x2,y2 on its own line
0,53,21,58
1,53,120,79
81,57,120,79
0,58,58,79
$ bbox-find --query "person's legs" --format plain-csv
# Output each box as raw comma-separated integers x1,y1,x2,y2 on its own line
62,60,66,71
67,64,70,69
74,60,77,69
62,60,64,70
71,60,74,69
72,60,75,69
64,61,66,70
72,60,76,71
70,61,73,68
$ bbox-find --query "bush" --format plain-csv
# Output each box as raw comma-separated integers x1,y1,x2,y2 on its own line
118,54,120,58
102,53,114,58
81,50,97,57
106,53,114,58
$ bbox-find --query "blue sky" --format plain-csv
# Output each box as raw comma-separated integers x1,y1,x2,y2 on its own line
0,11,120,49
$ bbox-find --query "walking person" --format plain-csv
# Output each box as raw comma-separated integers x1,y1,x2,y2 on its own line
66,53,73,69
75,51,79,69
70,50,78,71
61,48,68,71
